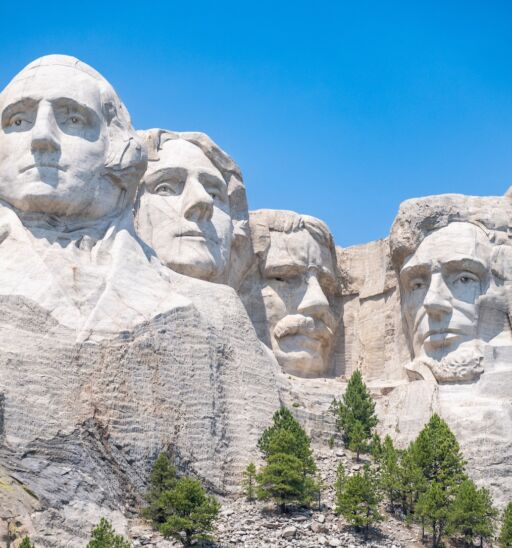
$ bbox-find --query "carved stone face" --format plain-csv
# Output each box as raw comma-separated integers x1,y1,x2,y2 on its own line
136,139,233,282
0,64,122,219
261,229,337,377
400,222,492,361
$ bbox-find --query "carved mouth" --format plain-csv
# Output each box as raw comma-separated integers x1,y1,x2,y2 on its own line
177,230,205,238
20,163,66,173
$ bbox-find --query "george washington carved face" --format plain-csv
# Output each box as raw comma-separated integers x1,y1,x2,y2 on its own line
0,56,144,219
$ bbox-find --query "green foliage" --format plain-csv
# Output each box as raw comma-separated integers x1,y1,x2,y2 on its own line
335,464,382,540
330,370,377,458
258,407,316,475
242,462,257,501
256,452,308,512
159,477,220,547
86,518,131,548
500,502,512,547
143,453,177,525
416,481,451,547
334,462,346,503
348,420,367,462
378,435,400,512
413,414,466,487
256,407,318,511
394,442,425,517
447,479,497,547
19,538,35,548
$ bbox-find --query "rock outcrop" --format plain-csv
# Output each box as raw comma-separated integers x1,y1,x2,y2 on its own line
0,54,511,546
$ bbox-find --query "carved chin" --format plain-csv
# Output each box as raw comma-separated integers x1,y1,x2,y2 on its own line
272,338,328,377
416,345,484,384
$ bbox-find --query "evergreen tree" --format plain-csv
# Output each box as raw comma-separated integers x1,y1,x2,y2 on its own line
19,538,35,548
87,518,131,548
330,370,377,457
413,414,466,487
500,502,512,548
256,452,306,512
242,462,257,501
447,479,497,547
335,465,382,540
143,453,177,525
258,407,316,475
379,435,400,513
416,481,452,548
256,407,318,510
159,477,220,547
348,420,367,462
395,442,425,518
412,415,467,547
334,462,346,504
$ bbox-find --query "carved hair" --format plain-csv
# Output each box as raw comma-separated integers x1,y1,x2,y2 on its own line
389,194,512,272
249,208,336,259
5,55,147,200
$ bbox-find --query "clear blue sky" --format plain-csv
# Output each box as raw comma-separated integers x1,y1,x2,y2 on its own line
1,1,511,246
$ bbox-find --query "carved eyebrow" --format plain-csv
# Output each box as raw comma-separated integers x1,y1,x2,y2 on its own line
400,262,430,281
263,262,306,278
199,172,226,189
51,97,98,117
441,258,488,278
144,167,187,187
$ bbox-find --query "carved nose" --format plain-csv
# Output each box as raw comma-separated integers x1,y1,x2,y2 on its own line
182,178,213,222
423,274,452,317
31,102,60,153
297,273,330,318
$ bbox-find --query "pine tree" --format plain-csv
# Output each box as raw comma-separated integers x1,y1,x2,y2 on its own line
243,462,257,501
258,407,316,475
330,370,377,458
19,538,35,548
335,465,382,540
395,442,425,518
379,435,400,513
143,452,178,525
500,502,512,547
256,407,318,510
86,518,131,548
416,481,451,548
447,479,497,547
159,477,220,547
256,452,307,513
348,420,367,462
413,415,467,548
413,414,466,487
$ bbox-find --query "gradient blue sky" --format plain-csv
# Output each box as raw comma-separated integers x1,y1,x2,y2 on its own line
1,1,511,246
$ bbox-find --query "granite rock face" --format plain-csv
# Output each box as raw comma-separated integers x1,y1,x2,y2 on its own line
0,54,512,545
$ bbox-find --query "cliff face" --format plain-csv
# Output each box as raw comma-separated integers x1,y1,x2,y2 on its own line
0,279,280,546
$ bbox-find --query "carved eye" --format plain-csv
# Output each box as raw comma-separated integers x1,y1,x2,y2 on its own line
411,280,425,291
71,116,80,124
14,119,22,127
154,183,175,196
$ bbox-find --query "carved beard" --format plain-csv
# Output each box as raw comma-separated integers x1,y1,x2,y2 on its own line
408,343,484,384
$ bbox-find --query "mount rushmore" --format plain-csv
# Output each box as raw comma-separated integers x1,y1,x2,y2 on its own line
0,54,511,545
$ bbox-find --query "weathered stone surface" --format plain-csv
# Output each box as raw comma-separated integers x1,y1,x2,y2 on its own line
0,53,511,546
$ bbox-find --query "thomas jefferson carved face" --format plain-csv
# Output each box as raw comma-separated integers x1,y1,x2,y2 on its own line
261,227,337,377
136,138,233,282
400,222,492,362
0,63,123,219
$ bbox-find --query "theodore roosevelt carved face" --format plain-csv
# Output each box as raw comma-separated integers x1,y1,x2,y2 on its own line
250,210,339,377
400,222,492,363
0,55,144,219
136,131,246,284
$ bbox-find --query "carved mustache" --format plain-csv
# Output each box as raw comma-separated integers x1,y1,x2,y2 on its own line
273,314,335,341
